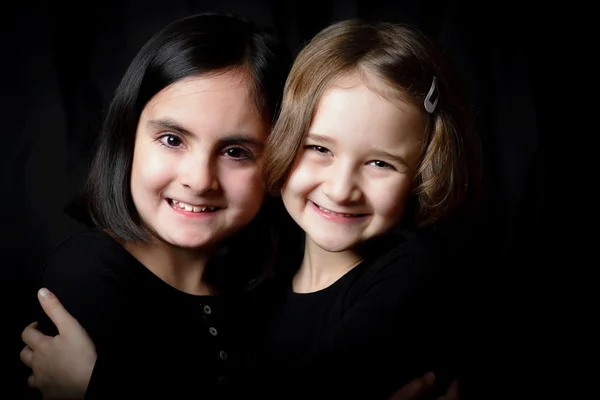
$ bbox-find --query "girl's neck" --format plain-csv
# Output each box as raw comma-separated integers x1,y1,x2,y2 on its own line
292,237,363,294
122,237,217,296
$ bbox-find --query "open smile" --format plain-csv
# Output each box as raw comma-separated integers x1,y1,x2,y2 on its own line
309,200,368,219
168,199,220,213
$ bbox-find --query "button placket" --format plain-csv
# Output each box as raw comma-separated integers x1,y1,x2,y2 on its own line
199,301,230,388
217,376,229,386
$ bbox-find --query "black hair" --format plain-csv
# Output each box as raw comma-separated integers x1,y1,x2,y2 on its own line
81,12,291,242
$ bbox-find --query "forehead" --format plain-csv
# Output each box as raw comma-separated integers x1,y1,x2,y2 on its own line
311,74,423,137
147,71,254,112
139,71,266,137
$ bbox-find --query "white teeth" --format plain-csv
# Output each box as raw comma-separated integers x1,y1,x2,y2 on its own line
171,200,216,213
317,204,359,217
191,205,216,212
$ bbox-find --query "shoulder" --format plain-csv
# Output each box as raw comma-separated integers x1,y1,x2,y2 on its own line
46,228,125,262
368,228,440,274
50,228,119,251
41,228,131,282
35,231,134,338
332,230,446,318
351,228,443,296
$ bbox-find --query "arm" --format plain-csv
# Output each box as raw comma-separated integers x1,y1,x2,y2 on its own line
22,291,459,400
389,375,460,400
23,232,132,399
34,234,122,342
21,289,136,400
21,289,96,400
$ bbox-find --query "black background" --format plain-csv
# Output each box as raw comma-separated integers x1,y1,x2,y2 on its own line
2,1,551,398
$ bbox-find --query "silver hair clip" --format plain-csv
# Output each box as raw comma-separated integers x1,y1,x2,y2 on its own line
424,76,439,114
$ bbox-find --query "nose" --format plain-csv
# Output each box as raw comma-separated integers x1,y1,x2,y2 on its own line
322,162,362,204
179,154,219,194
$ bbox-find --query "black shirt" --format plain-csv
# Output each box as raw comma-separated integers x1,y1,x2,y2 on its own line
31,227,455,399
34,229,237,400
244,229,456,399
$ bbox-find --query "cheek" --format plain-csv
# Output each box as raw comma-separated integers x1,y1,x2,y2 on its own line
283,163,316,197
132,147,176,190
223,166,264,206
373,178,413,219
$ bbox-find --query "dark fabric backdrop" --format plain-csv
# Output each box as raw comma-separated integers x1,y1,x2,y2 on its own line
2,1,548,399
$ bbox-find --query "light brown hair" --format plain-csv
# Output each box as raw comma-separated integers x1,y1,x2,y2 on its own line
262,19,481,228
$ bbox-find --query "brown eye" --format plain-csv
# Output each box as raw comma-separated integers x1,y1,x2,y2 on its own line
305,145,331,155
224,146,254,161
159,134,183,148
371,160,392,169
167,135,180,146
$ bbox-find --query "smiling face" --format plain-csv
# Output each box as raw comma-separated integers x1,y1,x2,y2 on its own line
130,71,267,250
281,74,425,254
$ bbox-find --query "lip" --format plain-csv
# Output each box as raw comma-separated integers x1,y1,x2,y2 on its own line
309,200,369,223
167,199,220,219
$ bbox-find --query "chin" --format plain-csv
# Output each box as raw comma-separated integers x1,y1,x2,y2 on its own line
174,241,210,249
164,232,217,250
310,235,357,253
167,239,208,250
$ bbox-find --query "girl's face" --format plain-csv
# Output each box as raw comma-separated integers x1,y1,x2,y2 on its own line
281,75,424,253
130,71,267,250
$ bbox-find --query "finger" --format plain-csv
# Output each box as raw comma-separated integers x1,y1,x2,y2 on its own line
388,379,425,400
422,371,435,388
38,288,78,335
27,375,36,388
388,372,436,400
21,322,46,349
444,380,460,400
20,346,33,368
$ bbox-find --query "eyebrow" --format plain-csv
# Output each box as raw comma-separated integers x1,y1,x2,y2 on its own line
148,118,194,138
370,149,409,166
306,133,336,145
307,132,408,166
148,118,264,148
